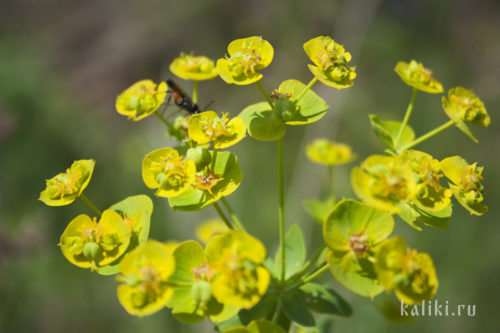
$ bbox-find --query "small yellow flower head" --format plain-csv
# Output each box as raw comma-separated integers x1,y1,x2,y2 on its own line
115,80,167,121
196,219,227,244
306,138,356,166
142,147,196,198
440,156,487,215
170,53,218,81
402,150,451,212
117,240,175,316
206,231,270,309
303,36,356,89
188,111,246,149
375,237,438,305
394,60,443,93
39,159,95,206
195,168,224,195
351,155,417,213
59,210,131,270
217,36,274,85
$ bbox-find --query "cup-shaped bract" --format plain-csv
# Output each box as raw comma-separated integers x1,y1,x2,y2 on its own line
196,219,227,244
217,36,274,85
306,138,356,166
304,36,356,89
375,236,438,305
117,240,175,316
116,80,167,121
39,159,95,206
206,231,270,309
59,210,131,269
170,53,218,81
394,60,443,93
188,111,246,149
222,320,287,333
351,155,417,213
440,156,487,215
142,147,196,198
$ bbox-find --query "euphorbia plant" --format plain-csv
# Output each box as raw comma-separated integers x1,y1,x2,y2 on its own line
39,35,490,332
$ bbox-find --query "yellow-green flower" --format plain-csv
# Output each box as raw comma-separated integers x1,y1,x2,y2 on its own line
351,155,417,213
442,87,490,142
306,138,356,165
394,60,443,93
188,111,246,149
59,210,131,270
196,219,227,244
217,36,274,85
206,231,270,309
170,53,218,81
223,320,287,333
402,150,451,212
303,36,356,89
375,237,438,305
116,80,167,121
117,240,175,316
39,159,95,206
440,156,487,216
142,147,196,198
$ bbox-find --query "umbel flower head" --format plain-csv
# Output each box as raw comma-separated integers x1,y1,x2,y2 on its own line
59,210,131,270
142,147,196,198
117,240,175,316
39,159,95,206
306,138,356,165
394,60,443,93
217,36,274,85
116,80,167,121
375,236,438,305
188,111,246,149
303,36,356,89
170,53,218,81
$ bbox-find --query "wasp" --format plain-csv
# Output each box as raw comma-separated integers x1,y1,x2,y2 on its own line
166,79,201,114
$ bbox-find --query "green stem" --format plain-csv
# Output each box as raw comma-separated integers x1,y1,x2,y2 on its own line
192,80,199,104
294,77,318,103
394,88,418,148
153,111,176,133
78,193,102,217
328,165,334,198
278,137,285,284
213,202,234,230
288,262,329,290
398,120,454,153
255,81,274,109
220,197,247,232
287,244,327,285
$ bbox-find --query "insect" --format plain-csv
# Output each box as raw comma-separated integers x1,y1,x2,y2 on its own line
166,79,201,114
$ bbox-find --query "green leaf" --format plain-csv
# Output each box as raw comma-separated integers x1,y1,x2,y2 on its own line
280,289,316,329
299,283,352,316
239,102,287,141
274,225,306,279
303,196,336,223
397,203,452,231
369,115,415,151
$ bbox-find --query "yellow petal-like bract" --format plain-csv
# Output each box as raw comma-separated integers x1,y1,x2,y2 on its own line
115,80,167,121
394,60,443,93
170,53,218,81
306,138,356,165
188,111,246,149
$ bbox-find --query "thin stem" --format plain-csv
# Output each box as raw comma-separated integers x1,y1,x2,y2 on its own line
328,165,334,198
255,81,274,109
220,197,247,232
398,120,454,153
394,88,418,148
278,137,285,284
287,244,327,285
213,202,234,230
192,80,199,104
288,262,329,290
293,77,318,103
78,193,101,217
153,111,176,133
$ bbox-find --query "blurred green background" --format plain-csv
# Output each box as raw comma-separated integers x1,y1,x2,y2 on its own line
1,0,499,332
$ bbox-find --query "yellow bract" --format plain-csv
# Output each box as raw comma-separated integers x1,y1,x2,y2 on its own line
303,36,356,89
59,210,131,270
170,53,218,81
306,138,356,165
39,159,95,206
115,80,167,121
351,155,417,213
217,36,274,85
196,219,227,244
142,147,196,198
394,60,443,93
206,231,270,309
188,111,246,149
117,240,175,316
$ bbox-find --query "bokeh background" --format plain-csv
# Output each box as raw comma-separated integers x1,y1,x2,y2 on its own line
1,0,499,332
